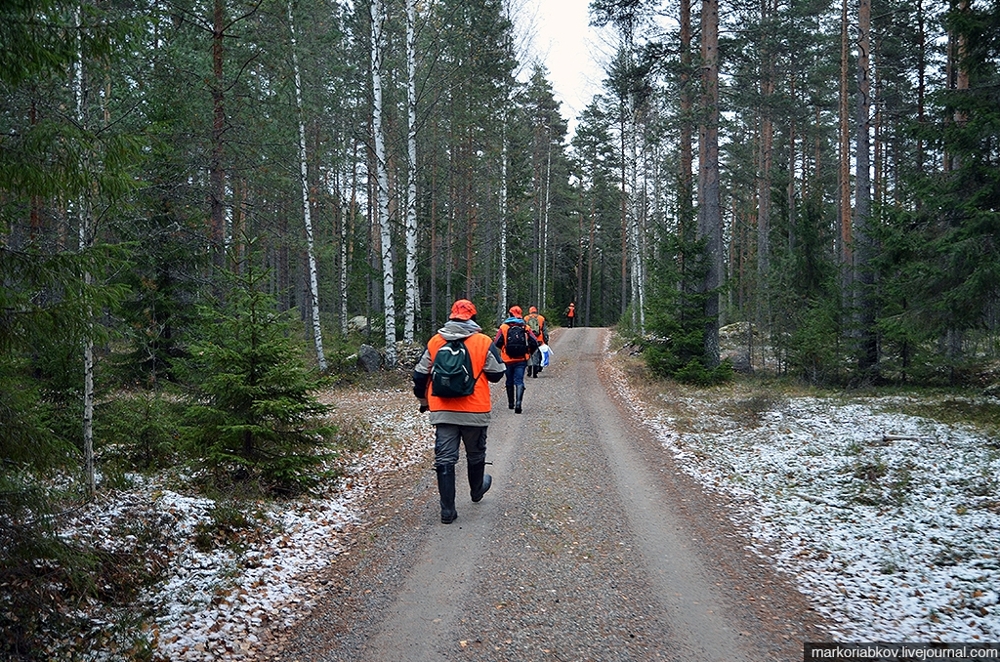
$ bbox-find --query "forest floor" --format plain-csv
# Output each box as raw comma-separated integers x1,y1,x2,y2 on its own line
46,328,1000,661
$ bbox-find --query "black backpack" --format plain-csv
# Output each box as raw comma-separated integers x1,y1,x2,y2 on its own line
504,324,529,359
430,339,478,397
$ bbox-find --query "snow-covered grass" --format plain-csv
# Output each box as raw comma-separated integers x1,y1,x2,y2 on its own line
49,385,435,661
607,355,1000,643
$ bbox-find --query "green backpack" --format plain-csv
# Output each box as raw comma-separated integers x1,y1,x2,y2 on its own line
430,339,478,397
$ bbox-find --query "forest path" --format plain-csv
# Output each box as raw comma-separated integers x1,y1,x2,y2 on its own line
274,327,829,661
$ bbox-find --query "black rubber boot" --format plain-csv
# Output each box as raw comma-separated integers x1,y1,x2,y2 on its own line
514,385,524,414
436,465,457,524
468,461,492,503
506,384,515,409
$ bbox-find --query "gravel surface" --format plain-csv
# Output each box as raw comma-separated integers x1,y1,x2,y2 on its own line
272,328,831,662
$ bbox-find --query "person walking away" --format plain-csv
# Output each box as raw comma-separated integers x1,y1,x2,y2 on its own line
493,305,538,414
413,299,506,524
524,306,548,378
565,302,576,328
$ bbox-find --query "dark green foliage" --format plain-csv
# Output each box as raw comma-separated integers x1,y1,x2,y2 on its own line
95,391,185,472
110,215,205,388
783,297,842,385
180,245,337,496
643,233,731,386
864,2,1000,385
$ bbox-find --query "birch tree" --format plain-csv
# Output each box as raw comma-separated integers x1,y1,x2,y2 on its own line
371,0,396,366
287,0,327,371
74,5,96,497
403,0,418,343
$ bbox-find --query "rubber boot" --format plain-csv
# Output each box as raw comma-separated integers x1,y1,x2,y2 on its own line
506,384,515,409
514,385,524,414
468,461,492,503
435,465,457,524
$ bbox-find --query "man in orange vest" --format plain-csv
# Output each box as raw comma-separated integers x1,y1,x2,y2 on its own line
493,305,539,414
413,299,506,524
565,302,576,328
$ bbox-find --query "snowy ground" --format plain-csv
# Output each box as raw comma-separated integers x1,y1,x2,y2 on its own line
607,358,1000,643
55,386,436,661
53,345,1000,659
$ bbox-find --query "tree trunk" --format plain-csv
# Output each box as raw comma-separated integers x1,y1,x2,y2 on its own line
75,5,95,498
288,1,326,371
371,0,396,366
854,0,878,374
698,0,721,367
838,0,852,271
757,0,774,283
499,121,509,320
678,0,694,290
403,0,419,343
210,0,226,269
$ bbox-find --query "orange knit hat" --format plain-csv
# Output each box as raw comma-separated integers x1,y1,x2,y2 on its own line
529,306,537,313
509,305,522,317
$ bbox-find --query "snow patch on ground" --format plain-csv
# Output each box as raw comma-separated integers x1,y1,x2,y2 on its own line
56,387,434,661
607,359,1000,643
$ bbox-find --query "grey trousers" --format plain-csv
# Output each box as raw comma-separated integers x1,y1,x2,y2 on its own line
434,423,487,467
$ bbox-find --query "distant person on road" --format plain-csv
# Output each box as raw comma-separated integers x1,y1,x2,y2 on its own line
565,302,576,328
524,306,548,378
413,299,506,524
493,305,538,414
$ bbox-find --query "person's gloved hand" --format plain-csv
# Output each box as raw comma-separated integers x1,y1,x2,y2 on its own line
418,398,429,413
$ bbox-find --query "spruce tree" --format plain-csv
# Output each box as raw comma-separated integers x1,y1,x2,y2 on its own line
180,241,336,495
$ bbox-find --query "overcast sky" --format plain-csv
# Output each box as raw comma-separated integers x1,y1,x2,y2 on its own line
512,0,612,138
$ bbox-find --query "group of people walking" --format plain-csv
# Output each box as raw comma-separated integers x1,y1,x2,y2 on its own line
411,299,555,524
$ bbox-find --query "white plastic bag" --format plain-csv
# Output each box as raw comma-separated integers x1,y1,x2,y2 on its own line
538,343,552,367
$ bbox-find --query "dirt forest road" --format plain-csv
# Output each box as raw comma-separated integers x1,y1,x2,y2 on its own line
276,327,831,661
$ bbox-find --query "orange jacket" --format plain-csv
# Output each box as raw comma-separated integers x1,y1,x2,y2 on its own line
493,321,539,364
424,332,495,414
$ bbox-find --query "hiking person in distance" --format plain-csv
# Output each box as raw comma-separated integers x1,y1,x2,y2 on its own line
524,305,548,378
493,305,538,414
565,302,576,328
412,299,506,524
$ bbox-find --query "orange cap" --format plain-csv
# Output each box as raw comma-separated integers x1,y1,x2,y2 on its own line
529,306,537,313
450,299,477,321
509,305,522,317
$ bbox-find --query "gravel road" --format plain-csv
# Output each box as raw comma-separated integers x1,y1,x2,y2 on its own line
275,327,831,661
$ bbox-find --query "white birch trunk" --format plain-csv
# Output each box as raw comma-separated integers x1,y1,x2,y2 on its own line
628,120,643,332
403,0,418,343
288,1,327,371
499,122,508,317
541,140,551,311
75,6,96,498
371,0,396,366
340,156,350,337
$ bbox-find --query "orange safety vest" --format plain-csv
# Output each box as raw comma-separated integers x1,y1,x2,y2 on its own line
425,332,494,414
525,313,545,335
497,323,532,364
